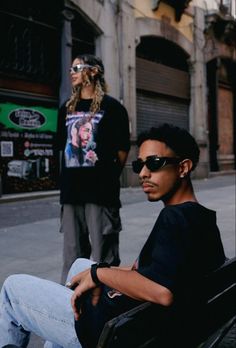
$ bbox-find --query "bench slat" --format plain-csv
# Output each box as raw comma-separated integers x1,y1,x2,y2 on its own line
198,316,236,348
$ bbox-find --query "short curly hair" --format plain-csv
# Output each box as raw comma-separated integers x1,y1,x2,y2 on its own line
137,123,200,171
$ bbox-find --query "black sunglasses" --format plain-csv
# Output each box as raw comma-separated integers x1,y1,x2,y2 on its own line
132,155,181,174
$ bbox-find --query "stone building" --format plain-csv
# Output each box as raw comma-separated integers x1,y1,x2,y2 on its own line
0,0,235,193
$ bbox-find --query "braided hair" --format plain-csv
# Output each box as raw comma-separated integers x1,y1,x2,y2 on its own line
66,54,108,115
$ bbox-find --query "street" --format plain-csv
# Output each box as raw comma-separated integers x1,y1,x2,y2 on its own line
0,174,235,347
1,0,236,346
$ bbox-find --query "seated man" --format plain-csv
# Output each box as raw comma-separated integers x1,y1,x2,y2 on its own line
0,124,226,348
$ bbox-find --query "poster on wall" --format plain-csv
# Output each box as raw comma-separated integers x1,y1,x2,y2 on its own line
0,102,58,194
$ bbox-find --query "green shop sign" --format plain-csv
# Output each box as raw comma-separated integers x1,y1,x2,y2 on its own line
0,102,57,132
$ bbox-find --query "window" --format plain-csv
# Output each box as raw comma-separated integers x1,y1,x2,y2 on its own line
220,0,235,17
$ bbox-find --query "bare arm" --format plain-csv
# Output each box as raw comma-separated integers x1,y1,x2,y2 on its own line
70,267,173,320
97,267,173,305
118,150,128,168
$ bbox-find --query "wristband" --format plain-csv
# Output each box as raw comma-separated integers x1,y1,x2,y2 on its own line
90,262,110,285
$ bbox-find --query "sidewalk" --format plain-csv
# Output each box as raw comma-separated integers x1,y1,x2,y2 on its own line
0,174,235,347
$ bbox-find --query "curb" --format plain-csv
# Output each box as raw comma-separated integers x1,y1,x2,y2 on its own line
0,190,60,204
0,171,235,204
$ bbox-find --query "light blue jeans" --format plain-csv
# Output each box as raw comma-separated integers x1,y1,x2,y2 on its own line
0,258,94,348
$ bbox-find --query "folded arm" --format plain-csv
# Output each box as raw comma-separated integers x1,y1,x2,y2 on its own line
70,267,173,320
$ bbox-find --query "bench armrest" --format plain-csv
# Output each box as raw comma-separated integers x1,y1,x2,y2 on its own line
97,302,172,348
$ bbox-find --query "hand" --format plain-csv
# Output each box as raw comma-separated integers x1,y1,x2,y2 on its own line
68,268,102,320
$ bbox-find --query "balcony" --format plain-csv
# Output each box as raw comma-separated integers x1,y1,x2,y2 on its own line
152,0,192,21
205,4,236,46
219,0,236,19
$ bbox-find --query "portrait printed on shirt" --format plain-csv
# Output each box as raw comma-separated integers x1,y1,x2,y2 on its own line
65,112,103,167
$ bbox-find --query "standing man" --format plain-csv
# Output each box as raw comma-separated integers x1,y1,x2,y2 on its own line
57,54,130,283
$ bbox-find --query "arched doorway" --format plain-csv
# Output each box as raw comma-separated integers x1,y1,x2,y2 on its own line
207,58,236,171
136,36,190,135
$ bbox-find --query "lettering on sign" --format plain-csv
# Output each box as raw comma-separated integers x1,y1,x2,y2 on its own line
8,109,46,129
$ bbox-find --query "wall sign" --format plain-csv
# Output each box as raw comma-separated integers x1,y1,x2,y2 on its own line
0,102,58,194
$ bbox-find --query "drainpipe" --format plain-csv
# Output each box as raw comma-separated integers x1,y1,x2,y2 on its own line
59,8,74,107
189,5,209,178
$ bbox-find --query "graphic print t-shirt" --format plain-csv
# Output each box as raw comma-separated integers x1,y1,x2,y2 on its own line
57,95,130,206
65,112,103,168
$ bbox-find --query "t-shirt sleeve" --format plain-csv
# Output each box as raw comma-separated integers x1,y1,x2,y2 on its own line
55,102,67,152
137,207,189,293
113,102,130,152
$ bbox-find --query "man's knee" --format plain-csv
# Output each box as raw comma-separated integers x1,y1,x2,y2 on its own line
2,274,34,299
67,258,94,278
1,275,21,304
3,274,20,291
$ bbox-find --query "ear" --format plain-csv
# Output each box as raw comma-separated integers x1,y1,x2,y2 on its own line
178,159,193,178
91,66,98,77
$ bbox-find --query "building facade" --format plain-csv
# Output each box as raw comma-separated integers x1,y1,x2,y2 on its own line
0,0,235,193
0,0,63,194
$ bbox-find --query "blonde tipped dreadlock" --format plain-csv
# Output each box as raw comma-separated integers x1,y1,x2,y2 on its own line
89,80,105,115
66,86,81,114
66,56,108,116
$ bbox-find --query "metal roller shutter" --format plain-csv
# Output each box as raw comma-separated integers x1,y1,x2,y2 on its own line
137,90,189,134
136,58,190,134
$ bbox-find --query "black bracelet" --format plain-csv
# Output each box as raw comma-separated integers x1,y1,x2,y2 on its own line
90,262,110,285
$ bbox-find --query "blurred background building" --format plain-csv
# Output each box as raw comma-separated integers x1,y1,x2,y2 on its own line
0,0,235,194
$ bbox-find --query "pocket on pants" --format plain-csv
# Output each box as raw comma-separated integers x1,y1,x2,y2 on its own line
59,205,64,233
102,207,122,235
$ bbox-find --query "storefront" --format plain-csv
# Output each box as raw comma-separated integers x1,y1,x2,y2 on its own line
0,0,61,193
0,0,97,194
205,11,236,172
0,102,58,193
207,58,236,172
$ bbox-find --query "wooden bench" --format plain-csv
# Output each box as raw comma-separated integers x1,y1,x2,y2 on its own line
97,257,236,348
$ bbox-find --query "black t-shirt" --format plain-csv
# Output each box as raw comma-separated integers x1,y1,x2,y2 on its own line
56,95,130,206
137,202,226,292
75,202,226,347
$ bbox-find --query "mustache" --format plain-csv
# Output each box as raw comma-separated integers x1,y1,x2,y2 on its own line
140,179,158,186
